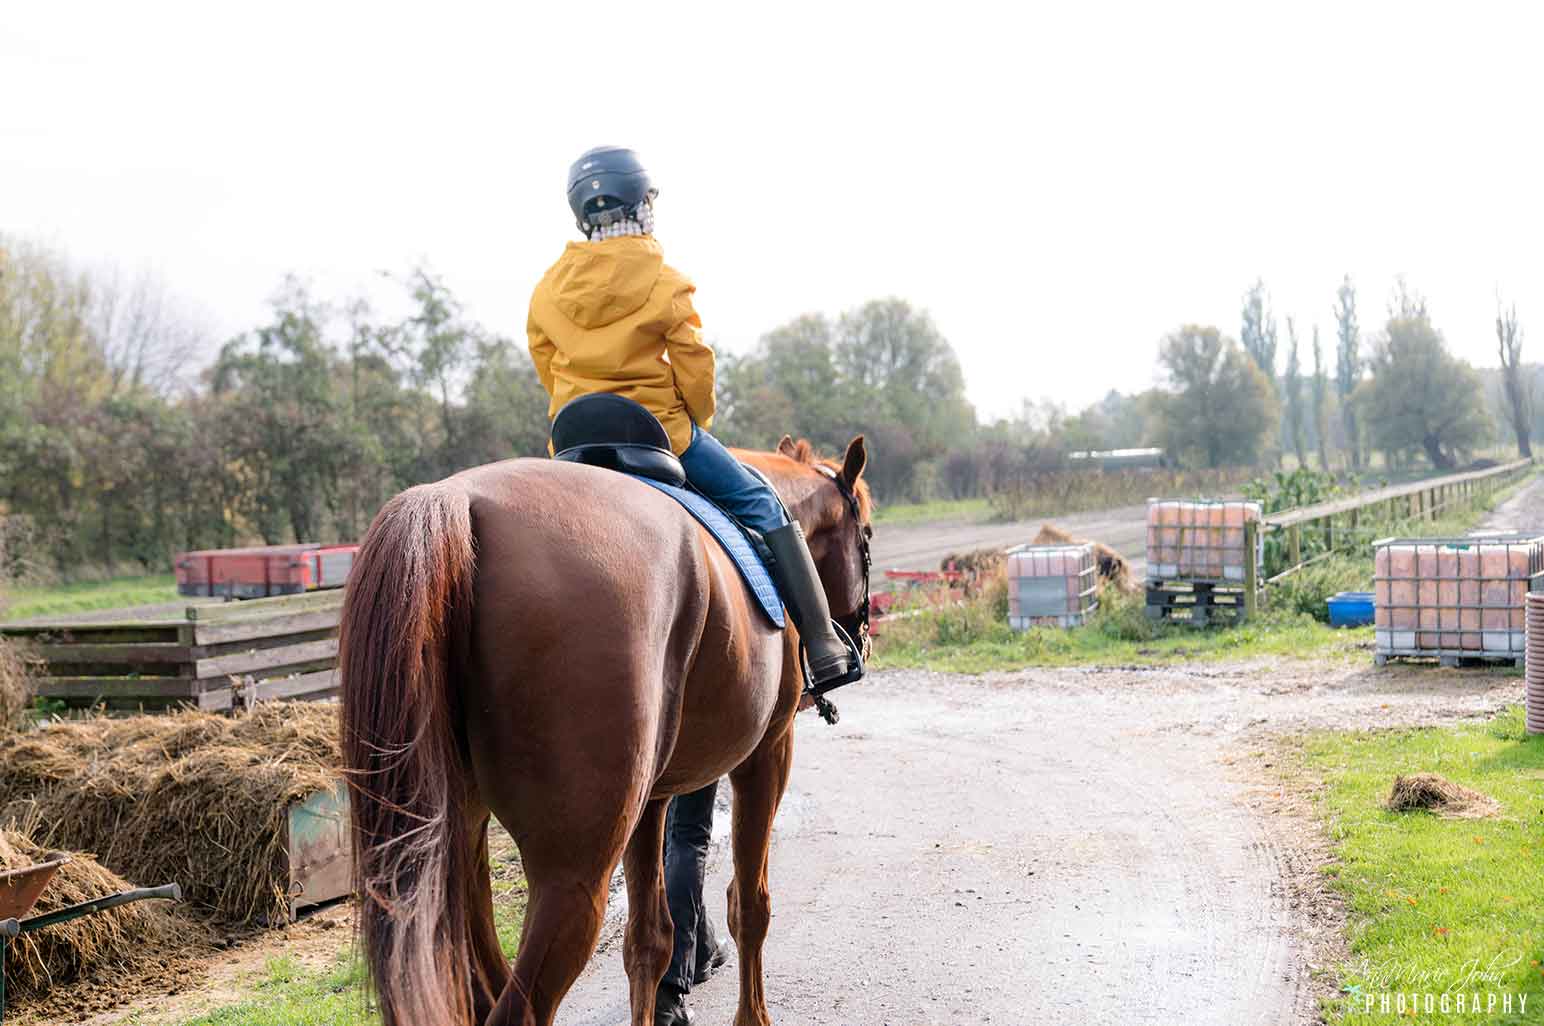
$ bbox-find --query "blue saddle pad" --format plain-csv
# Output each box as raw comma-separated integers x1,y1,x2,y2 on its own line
633,477,785,628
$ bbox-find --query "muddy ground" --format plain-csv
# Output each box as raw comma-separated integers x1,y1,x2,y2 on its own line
555,659,1523,1026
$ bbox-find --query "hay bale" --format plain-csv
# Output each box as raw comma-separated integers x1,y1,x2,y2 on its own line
0,637,29,729
1031,523,1141,595
939,548,1007,596
0,829,179,1001
1385,773,1500,819
0,703,340,925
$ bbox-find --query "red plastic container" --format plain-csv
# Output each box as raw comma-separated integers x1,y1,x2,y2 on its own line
309,545,359,589
176,544,321,599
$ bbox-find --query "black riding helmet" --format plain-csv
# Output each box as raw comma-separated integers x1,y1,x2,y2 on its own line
566,146,657,237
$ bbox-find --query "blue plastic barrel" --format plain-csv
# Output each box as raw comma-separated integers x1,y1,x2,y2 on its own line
1326,591,1375,628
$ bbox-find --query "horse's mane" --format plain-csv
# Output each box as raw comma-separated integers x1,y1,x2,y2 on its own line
786,439,874,522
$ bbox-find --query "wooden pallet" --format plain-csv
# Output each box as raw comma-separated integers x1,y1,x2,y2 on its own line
1144,581,1252,627
2,591,343,712
1374,650,1525,669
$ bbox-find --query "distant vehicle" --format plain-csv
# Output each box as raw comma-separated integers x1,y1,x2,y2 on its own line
1067,447,1170,471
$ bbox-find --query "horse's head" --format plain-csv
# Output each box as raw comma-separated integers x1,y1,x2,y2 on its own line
740,435,874,658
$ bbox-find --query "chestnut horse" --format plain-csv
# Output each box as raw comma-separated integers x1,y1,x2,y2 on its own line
339,435,872,1026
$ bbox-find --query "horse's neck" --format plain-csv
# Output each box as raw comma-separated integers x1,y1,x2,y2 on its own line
770,470,829,535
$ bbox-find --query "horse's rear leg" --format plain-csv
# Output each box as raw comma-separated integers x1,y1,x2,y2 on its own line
727,727,795,1026
484,844,618,1026
465,807,513,1024
621,797,673,1024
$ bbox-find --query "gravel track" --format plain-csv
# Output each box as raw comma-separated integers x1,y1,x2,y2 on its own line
556,476,1544,1025
557,658,1523,1026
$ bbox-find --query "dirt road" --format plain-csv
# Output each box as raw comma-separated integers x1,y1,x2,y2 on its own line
556,660,1521,1026
1477,472,1544,533
871,503,1149,577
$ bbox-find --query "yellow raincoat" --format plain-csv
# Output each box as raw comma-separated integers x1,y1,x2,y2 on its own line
527,236,715,455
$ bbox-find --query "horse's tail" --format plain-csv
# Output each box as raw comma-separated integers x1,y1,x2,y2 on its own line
340,481,480,1026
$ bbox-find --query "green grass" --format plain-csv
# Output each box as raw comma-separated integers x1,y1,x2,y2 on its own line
1306,707,1544,1024
873,477,1534,675
872,586,1374,672
172,957,374,1026
872,496,992,525
3,573,178,620
155,843,526,1025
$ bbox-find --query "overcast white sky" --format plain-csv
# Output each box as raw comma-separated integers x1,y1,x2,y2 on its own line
3,2,1541,418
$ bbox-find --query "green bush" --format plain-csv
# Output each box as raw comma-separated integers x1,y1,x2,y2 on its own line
1090,587,1159,642
1268,556,1371,622
1242,466,1345,514
930,594,1008,647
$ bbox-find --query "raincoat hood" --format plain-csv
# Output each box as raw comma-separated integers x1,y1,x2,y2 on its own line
528,235,714,455
546,236,663,329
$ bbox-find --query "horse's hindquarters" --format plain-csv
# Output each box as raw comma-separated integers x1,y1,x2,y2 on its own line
449,459,798,1024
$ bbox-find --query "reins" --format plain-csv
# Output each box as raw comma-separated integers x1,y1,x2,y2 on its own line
814,464,873,649
807,464,873,725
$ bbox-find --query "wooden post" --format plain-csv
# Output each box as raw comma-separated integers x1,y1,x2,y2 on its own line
1289,524,1302,570
1244,520,1259,619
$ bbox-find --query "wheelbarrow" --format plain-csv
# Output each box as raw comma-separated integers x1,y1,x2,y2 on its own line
0,853,181,1022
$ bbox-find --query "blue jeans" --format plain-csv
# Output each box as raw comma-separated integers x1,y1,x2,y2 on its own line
680,426,788,536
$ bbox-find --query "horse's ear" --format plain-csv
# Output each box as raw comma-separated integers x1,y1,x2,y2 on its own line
840,435,867,485
776,435,797,458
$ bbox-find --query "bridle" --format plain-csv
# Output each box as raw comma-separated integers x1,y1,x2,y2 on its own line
815,465,873,658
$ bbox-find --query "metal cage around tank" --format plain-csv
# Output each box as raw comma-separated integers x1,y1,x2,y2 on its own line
1145,499,1264,584
1005,542,1099,630
1372,534,1544,665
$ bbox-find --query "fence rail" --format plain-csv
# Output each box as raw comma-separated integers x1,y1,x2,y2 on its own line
1,590,343,712
1241,459,1535,614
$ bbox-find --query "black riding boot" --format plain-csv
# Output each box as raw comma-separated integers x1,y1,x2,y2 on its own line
764,522,864,692
654,986,693,1026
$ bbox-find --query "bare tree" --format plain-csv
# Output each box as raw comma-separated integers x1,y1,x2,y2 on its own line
89,264,212,396
1241,279,1279,385
1311,325,1330,470
1496,299,1531,458
1334,275,1360,470
1283,317,1307,467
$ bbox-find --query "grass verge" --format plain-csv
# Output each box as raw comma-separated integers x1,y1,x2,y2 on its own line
148,835,526,1026
1305,707,1544,1024
871,497,992,525
172,958,373,1026
3,573,178,620
873,478,1532,674
872,585,1373,672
